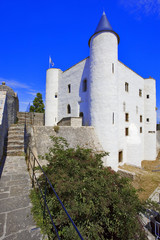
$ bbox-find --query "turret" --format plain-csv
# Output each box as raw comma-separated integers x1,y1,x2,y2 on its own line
89,12,119,170
45,68,61,126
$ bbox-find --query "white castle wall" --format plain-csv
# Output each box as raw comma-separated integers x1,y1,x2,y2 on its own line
144,78,157,160
58,58,90,125
45,68,61,126
89,32,119,170
118,62,144,167
45,18,157,170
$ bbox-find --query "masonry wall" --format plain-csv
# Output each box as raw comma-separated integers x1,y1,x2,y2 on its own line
0,92,8,160
29,126,103,158
157,131,160,153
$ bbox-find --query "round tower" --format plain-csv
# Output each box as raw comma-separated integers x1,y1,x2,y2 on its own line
45,68,61,126
89,12,119,170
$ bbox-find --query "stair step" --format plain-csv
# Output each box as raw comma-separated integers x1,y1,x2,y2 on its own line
7,140,24,146
7,150,25,156
7,145,24,151
8,135,24,141
9,124,24,131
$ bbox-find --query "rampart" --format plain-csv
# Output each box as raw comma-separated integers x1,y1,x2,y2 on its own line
0,92,8,160
27,126,103,158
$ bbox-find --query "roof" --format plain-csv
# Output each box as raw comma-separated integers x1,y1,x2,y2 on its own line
0,82,15,97
95,11,113,34
89,12,120,46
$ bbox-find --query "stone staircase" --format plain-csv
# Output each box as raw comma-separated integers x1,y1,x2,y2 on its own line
6,124,25,156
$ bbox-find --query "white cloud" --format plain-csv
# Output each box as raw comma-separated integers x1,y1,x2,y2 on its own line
120,0,160,16
27,91,37,96
0,77,30,89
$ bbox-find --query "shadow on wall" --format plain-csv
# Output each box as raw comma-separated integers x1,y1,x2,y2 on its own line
157,130,160,154
79,58,90,126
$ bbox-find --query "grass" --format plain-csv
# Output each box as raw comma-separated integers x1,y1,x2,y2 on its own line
119,152,160,201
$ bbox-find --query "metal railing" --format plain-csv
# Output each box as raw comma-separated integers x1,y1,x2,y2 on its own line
155,221,160,239
27,146,84,240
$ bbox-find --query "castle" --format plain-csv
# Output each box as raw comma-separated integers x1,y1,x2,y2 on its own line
45,12,157,171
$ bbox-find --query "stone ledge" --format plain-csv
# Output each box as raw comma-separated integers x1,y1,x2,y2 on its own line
118,168,136,180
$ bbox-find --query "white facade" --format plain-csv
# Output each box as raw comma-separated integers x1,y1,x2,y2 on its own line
45,12,157,170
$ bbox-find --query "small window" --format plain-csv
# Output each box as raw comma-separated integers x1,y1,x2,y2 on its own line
125,128,129,136
118,151,123,163
112,63,114,74
67,104,71,114
112,112,114,124
79,112,83,117
125,82,129,92
123,102,126,112
125,113,129,122
146,118,150,122
146,95,149,99
136,106,138,114
140,115,142,122
83,79,87,92
68,84,71,93
140,127,142,133
139,89,142,97
55,92,58,98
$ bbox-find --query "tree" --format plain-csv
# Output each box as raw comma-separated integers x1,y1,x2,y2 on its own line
30,136,147,240
29,93,45,113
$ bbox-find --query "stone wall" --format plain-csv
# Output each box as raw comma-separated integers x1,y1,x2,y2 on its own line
0,92,8,160
28,126,103,158
17,112,44,126
57,117,82,127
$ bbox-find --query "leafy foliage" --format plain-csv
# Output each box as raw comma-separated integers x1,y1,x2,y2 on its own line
30,92,45,113
30,136,147,240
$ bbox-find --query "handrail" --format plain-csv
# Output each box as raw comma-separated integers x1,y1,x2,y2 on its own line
27,146,84,240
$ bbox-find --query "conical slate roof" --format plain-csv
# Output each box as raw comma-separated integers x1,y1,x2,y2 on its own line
89,12,120,46
95,11,113,34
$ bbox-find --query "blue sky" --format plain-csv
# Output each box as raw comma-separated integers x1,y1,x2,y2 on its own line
0,0,160,122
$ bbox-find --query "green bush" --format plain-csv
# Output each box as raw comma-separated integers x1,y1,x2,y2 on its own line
30,136,147,240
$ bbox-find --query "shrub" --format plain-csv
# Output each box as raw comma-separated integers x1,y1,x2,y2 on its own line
53,125,59,133
30,136,147,240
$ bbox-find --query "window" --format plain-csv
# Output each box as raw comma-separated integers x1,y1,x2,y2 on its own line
112,63,114,74
125,82,129,92
67,104,71,114
119,151,123,163
140,115,142,122
125,128,129,136
83,79,87,92
79,112,83,118
68,84,71,93
112,112,114,124
123,102,126,112
146,118,150,122
139,89,142,97
125,113,129,122
146,94,149,99
55,92,58,98
140,127,142,133
136,106,138,114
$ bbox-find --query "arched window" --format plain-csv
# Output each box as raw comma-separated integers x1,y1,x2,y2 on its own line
79,112,83,117
125,82,129,92
68,84,71,93
83,79,87,92
67,104,71,114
